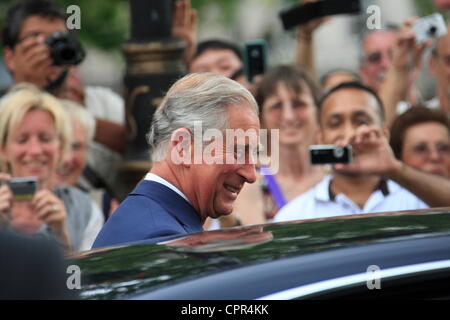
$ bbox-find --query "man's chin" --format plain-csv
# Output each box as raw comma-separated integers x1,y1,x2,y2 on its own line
211,206,234,219
333,169,363,178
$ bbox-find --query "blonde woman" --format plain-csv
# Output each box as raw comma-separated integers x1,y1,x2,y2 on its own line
0,84,98,253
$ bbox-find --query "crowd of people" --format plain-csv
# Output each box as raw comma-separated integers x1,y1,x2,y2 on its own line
1,0,450,258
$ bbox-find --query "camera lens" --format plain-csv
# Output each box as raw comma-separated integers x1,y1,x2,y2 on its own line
45,32,85,66
333,147,344,158
251,49,260,58
428,25,437,36
58,47,76,63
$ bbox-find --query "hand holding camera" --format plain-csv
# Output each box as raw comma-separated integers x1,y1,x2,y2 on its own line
8,31,84,90
309,145,352,165
391,17,437,74
0,175,39,228
31,189,68,238
413,13,447,44
0,174,70,246
10,34,56,88
296,0,332,40
333,125,400,177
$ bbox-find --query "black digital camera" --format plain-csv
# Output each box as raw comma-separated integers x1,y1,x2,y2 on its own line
279,0,360,30
243,40,268,83
309,145,352,165
45,32,85,66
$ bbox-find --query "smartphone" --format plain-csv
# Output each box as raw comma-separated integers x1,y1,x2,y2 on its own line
243,39,268,83
279,0,360,30
412,13,447,44
6,177,39,202
309,145,352,165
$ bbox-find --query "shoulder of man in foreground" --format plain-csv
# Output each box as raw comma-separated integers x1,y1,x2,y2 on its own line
92,195,189,249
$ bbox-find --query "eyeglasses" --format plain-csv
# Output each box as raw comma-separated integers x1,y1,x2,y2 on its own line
364,49,393,65
411,143,450,157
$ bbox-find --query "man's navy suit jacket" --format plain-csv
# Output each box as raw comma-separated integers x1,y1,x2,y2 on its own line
92,180,203,249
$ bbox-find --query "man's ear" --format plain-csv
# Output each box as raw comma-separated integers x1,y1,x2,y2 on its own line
3,48,15,73
169,128,192,167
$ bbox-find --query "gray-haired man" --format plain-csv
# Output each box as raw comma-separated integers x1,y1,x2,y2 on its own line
93,73,260,248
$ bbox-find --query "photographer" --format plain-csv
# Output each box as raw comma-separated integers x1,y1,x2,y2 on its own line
358,23,426,124
275,82,450,222
1,0,125,197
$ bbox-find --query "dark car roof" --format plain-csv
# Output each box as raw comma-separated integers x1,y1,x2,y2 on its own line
71,208,450,299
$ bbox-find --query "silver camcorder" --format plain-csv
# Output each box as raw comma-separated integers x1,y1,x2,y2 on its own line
413,13,447,44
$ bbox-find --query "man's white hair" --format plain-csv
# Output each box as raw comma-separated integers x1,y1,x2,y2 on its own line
147,73,258,162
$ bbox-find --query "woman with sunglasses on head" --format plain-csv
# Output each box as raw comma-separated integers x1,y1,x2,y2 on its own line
390,106,450,179
0,84,98,253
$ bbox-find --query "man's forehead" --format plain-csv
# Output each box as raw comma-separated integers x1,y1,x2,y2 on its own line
227,104,259,127
20,15,67,37
363,30,396,50
322,89,380,117
192,49,240,66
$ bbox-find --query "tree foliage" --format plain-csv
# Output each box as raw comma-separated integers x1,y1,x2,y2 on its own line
0,0,129,51
413,0,449,20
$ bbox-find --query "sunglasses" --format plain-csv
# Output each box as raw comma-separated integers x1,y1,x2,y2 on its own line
365,49,393,65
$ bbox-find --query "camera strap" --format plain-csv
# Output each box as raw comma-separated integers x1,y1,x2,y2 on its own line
44,69,69,94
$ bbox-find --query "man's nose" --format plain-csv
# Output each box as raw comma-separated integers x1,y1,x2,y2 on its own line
337,123,356,146
379,52,391,69
240,163,257,184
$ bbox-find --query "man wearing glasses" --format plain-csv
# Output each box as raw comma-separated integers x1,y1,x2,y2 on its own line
359,27,397,94
360,20,432,127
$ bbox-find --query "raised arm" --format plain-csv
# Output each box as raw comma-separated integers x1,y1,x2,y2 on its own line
294,0,330,78
335,125,450,207
172,0,198,66
379,18,429,126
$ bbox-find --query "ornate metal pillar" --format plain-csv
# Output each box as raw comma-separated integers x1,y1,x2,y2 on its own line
118,0,186,199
